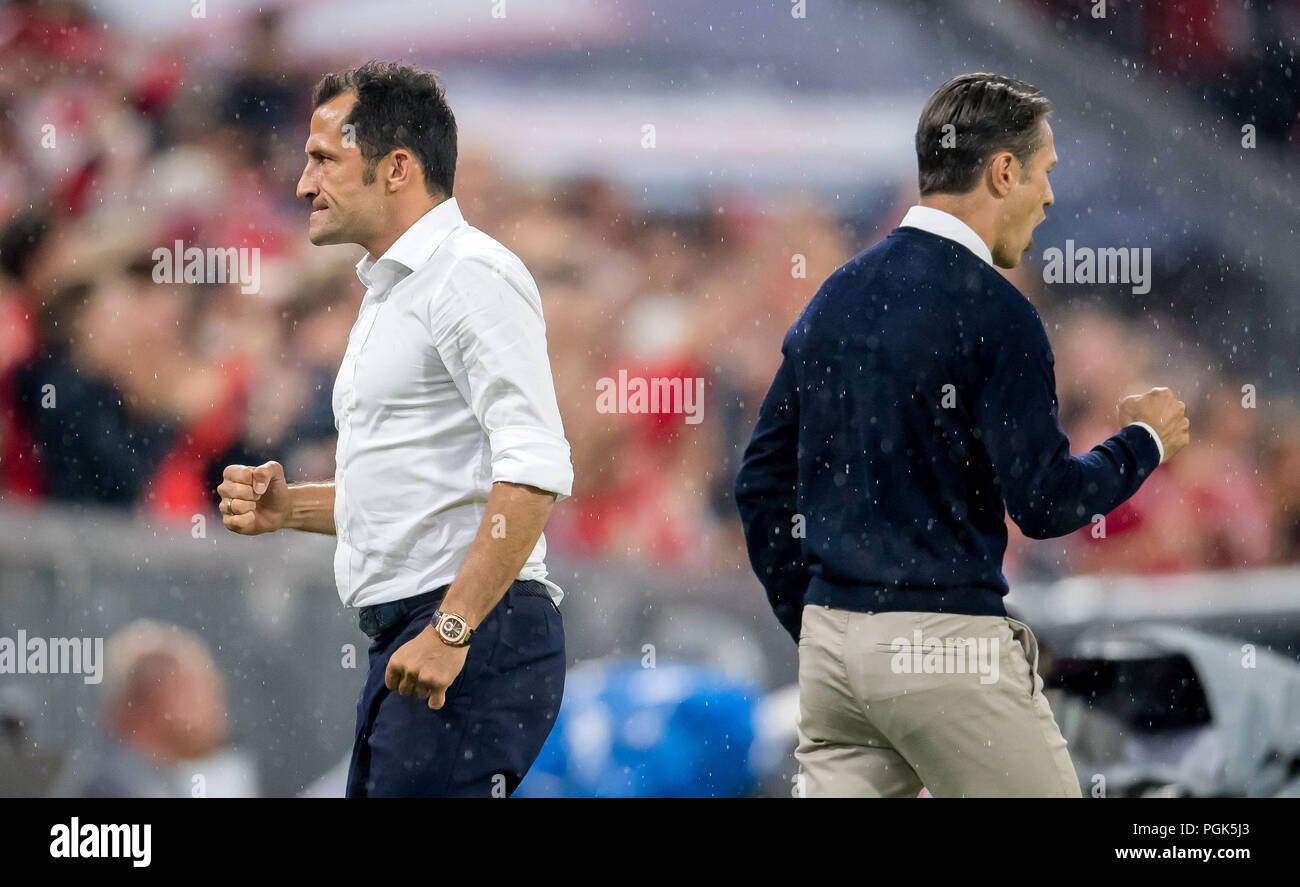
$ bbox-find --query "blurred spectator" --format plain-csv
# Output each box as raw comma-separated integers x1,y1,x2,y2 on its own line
50,620,231,798
15,274,177,505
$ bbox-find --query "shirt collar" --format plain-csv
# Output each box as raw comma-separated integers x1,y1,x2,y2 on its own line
355,196,465,292
898,204,995,267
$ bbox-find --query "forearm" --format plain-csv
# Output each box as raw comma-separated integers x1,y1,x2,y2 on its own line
1011,425,1159,539
977,305,1162,541
439,482,556,626
285,482,336,535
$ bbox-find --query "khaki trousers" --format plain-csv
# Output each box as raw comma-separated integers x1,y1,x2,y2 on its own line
795,604,1082,797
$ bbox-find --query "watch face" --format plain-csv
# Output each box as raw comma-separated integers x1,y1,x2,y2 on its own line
438,614,467,642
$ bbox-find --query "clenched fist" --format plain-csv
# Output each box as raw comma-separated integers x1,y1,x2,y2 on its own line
385,626,470,710
1117,387,1190,464
217,461,290,535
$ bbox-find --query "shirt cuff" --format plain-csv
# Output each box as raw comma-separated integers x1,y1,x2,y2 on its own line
489,426,574,500
1126,421,1165,465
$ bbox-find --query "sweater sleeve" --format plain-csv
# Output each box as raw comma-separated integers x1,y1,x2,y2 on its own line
735,343,809,643
972,295,1161,540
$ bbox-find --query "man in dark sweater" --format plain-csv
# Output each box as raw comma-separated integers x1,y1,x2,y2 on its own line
735,73,1189,797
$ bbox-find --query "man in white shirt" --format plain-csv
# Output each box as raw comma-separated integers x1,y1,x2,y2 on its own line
216,62,573,797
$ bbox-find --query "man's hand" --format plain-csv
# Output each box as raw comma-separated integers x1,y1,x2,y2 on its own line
385,626,469,710
1117,387,1190,463
217,461,291,535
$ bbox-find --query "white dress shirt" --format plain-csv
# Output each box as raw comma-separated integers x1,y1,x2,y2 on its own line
899,204,1165,463
331,197,574,609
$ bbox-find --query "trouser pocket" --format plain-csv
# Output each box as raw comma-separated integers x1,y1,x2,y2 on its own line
1004,617,1041,699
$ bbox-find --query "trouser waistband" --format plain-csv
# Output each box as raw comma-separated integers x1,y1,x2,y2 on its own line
804,575,1008,617
356,580,550,639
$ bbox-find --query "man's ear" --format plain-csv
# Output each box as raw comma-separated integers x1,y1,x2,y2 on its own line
987,150,1016,198
384,149,418,192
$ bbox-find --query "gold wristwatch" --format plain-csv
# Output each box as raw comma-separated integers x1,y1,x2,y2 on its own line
432,609,474,647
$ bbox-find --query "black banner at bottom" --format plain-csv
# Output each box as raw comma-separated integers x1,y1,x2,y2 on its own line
0,798,1281,873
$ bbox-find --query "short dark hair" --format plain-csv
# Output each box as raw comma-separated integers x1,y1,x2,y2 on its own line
915,73,1052,196
311,61,457,198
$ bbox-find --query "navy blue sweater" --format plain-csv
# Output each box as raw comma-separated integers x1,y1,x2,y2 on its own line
735,227,1160,642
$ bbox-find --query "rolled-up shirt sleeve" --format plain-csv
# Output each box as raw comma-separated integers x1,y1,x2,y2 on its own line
430,253,574,500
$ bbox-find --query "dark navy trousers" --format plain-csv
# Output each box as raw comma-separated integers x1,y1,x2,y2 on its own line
345,579,565,797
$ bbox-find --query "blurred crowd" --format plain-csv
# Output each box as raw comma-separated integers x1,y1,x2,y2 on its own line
2,0,1298,588
1031,0,1300,151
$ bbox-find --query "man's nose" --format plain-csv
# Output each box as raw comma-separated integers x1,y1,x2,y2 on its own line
296,168,316,201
